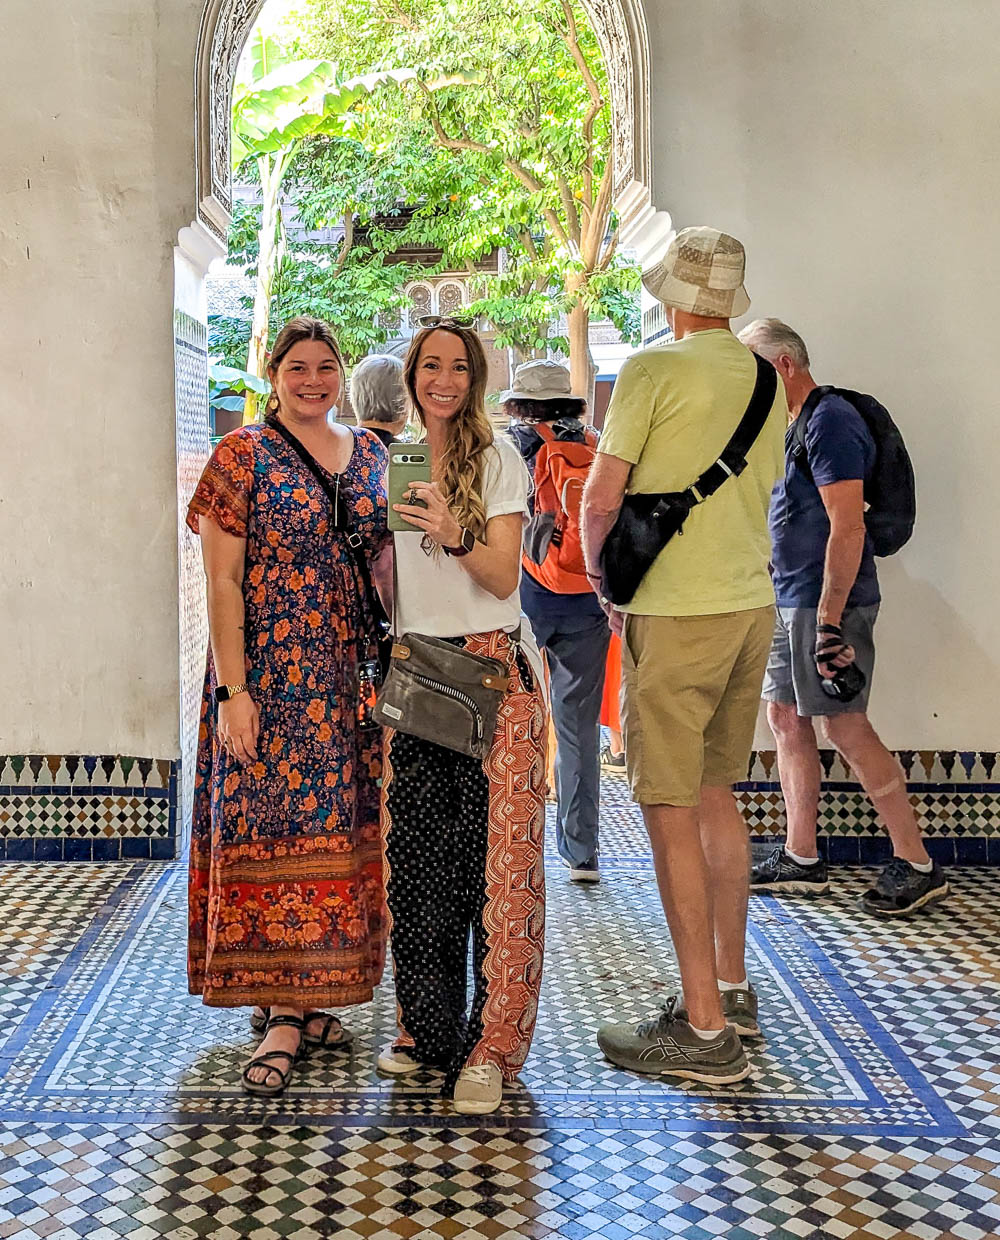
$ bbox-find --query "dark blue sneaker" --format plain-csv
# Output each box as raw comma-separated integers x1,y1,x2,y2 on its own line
562,855,600,883
751,844,829,895
861,858,949,917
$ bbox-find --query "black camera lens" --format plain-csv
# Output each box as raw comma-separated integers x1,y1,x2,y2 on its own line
819,662,867,702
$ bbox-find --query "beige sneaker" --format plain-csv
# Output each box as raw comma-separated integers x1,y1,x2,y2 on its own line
452,1063,503,1114
376,1045,421,1075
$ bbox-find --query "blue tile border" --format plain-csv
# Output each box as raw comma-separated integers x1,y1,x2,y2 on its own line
752,836,981,866
3,863,966,1137
0,836,180,862
0,784,173,798
737,779,1000,794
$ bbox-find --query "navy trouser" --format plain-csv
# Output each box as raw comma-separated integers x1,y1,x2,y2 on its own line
524,598,610,866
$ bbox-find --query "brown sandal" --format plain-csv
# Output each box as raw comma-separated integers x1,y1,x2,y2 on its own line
241,1014,306,1097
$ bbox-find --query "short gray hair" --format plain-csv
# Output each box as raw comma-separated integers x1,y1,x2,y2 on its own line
350,354,405,424
738,318,811,369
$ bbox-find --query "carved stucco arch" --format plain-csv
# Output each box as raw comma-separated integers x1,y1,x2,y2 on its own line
194,0,654,253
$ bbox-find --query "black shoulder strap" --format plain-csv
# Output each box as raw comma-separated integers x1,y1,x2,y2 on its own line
683,352,778,503
789,384,834,470
264,416,390,648
265,414,350,526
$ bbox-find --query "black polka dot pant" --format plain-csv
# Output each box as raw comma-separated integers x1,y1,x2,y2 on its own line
384,729,492,1086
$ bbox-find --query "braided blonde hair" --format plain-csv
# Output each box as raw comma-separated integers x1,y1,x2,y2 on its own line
403,325,494,539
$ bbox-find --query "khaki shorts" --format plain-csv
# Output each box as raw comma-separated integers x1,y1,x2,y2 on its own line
620,607,774,806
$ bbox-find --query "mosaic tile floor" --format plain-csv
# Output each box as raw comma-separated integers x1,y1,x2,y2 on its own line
2,781,999,1239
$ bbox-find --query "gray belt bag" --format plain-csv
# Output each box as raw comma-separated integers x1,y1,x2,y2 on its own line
374,631,514,761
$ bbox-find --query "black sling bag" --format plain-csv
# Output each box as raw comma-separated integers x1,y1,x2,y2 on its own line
264,415,392,679
599,353,777,606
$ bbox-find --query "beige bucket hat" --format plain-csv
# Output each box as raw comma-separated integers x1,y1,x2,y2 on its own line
501,359,583,403
641,227,751,318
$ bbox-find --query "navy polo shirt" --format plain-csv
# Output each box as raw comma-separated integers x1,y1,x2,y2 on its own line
769,392,880,609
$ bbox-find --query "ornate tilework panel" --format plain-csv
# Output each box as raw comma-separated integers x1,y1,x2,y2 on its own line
174,310,211,855
735,749,1000,856
0,860,988,1137
0,756,178,861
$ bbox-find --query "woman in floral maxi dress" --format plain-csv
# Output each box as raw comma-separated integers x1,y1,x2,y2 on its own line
186,317,389,1095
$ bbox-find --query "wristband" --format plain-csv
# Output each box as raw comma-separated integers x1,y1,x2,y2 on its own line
443,527,476,557
814,624,846,668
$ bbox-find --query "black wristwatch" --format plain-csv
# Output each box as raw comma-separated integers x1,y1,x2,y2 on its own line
443,527,476,557
214,682,248,703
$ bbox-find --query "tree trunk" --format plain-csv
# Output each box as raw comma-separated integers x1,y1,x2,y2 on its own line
243,155,283,425
567,296,595,420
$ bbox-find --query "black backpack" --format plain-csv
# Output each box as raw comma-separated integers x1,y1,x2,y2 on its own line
790,386,916,556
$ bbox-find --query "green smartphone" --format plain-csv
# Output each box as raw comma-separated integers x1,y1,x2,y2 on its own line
387,442,432,533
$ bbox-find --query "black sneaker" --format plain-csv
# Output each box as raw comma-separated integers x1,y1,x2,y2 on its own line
750,844,829,894
861,858,949,918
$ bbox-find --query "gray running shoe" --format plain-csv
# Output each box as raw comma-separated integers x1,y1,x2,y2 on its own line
672,983,761,1038
721,985,761,1036
751,844,829,894
861,858,949,917
597,997,750,1084
600,745,626,773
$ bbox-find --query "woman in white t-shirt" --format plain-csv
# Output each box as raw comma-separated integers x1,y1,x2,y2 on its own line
378,320,547,1116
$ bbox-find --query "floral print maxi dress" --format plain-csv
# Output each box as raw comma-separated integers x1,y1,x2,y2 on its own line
186,423,389,1008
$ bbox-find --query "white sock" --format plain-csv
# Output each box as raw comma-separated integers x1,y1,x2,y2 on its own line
718,977,748,993
785,846,820,866
689,1023,726,1040
906,856,933,873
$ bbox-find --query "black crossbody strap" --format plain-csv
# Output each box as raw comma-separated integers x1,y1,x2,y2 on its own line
683,353,777,504
264,416,390,643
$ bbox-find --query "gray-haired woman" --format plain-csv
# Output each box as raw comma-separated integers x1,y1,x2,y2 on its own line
351,354,407,447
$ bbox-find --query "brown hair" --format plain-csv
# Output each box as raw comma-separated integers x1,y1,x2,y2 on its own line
403,324,494,539
266,316,345,411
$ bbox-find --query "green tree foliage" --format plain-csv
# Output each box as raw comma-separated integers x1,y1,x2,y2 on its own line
283,0,639,391
220,171,422,368
230,30,431,419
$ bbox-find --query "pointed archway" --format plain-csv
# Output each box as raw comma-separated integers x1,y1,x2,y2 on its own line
193,0,658,254
175,0,666,847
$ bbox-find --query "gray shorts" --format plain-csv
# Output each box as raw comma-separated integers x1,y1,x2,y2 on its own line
761,604,879,717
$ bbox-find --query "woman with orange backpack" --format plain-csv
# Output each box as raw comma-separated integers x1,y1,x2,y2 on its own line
505,360,610,883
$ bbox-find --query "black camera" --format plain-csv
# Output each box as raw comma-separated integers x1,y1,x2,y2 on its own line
819,661,866,702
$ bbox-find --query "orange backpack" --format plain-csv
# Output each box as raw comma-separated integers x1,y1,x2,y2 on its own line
522,422,598,594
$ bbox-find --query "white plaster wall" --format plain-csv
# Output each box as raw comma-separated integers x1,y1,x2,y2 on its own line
643,0,1000,748
1,0,204,755
2,0,996,757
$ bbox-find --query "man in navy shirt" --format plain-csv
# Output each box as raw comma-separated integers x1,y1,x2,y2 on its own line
738,319,947,917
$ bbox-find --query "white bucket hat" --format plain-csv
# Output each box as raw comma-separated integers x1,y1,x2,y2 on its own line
501,359,583,403
641,226,751,319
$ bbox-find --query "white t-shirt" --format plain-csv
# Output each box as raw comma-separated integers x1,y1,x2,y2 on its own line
393,435,531,638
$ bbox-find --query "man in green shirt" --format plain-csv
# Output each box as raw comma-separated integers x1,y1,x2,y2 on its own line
582,227,786,1084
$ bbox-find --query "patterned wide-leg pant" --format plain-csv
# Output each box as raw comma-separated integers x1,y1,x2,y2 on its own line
381,629,547,1089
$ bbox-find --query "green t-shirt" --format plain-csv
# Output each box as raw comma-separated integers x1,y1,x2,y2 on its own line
599,329,787,616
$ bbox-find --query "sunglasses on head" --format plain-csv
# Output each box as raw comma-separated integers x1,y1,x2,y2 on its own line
415,314,477,330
